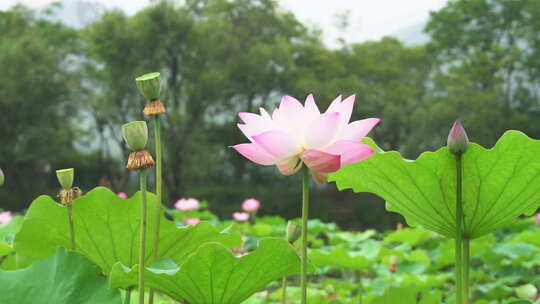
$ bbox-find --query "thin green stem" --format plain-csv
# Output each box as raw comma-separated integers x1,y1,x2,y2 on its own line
139,170,148,304
281,276,287,304
300,165,309,304
66,203,76,250
355,270,363,303
148,115,163,304
124,288,132,304
455,154,463,304
463,237,470,304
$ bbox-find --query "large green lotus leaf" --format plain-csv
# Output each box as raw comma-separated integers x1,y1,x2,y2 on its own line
384,228,434,246
364,286,420,304
0,247,121,303
110,238,302,304
14,187,241,272
0,242,12,256
309,246,372,270
0,215,23,243
330,130,540,239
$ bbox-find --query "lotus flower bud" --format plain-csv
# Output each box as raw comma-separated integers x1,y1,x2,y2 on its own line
122,121,148,151
516,284,538,300
56,168,74,189
136,72,161,101
242,198,260,213
286,221,302,244
0,168,4,186
447,120,469,155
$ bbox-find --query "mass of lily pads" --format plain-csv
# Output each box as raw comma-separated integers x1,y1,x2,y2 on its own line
1,72,540,304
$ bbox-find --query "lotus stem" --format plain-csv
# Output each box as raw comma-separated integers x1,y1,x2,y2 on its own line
463,237,470,304
67,203,76,250
148,115,163,304
138,170,149,304
355,270,363,302
300,165,309,304
124,288,132,304
455,154,463,304
281,276,287,304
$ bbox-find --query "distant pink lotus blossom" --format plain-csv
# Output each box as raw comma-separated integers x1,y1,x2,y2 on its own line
233,212,250,222
184,217,201,226
242,198,260,213
535,213,540,225
174,198,200,211
117,192,128,199
0,211,12,225
232,94,379,183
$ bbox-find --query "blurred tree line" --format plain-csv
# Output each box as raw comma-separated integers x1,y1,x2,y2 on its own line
1,0,540,230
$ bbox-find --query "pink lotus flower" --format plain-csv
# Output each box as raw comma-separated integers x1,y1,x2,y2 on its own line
0,211,12,225
535,213,540,225
117,192,128,199
174,198,200,211
242,198,260,213
232,94,379,183
233,212,250,222
184,217,201,226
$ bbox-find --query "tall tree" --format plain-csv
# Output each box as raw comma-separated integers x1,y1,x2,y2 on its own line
0,5,81,209
424,0,540,148
83,0,314,204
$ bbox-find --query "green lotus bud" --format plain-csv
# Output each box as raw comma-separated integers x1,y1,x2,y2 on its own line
516,284,537,300
122,121,148,150
0,168,4,186
56,168,74,189
447,120,469,155
136,72,161,100
286,221,302,244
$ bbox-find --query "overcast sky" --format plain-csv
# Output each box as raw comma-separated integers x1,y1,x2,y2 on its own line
1,0,449,45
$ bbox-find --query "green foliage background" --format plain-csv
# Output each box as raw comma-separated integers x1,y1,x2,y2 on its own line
2,0,540,230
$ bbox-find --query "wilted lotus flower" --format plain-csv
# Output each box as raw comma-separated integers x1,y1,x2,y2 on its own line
242,198,260,213
232,94,379,183
0,211,12,225
174,198,200,211
184,217,201,226
233,212,250,222
117,192,128,199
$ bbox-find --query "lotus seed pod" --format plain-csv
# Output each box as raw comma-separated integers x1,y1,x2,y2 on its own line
122,121,148,150
56,168,74,189
0,168,4,186
447,120,469,155
516,284,537,300
286,221,302,244
136,72,161,100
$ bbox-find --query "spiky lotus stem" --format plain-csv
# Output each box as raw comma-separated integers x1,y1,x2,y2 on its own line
138,170,149,304
58,187,82,250
125,153,153,304
300,165,310,304
148,114,163,304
